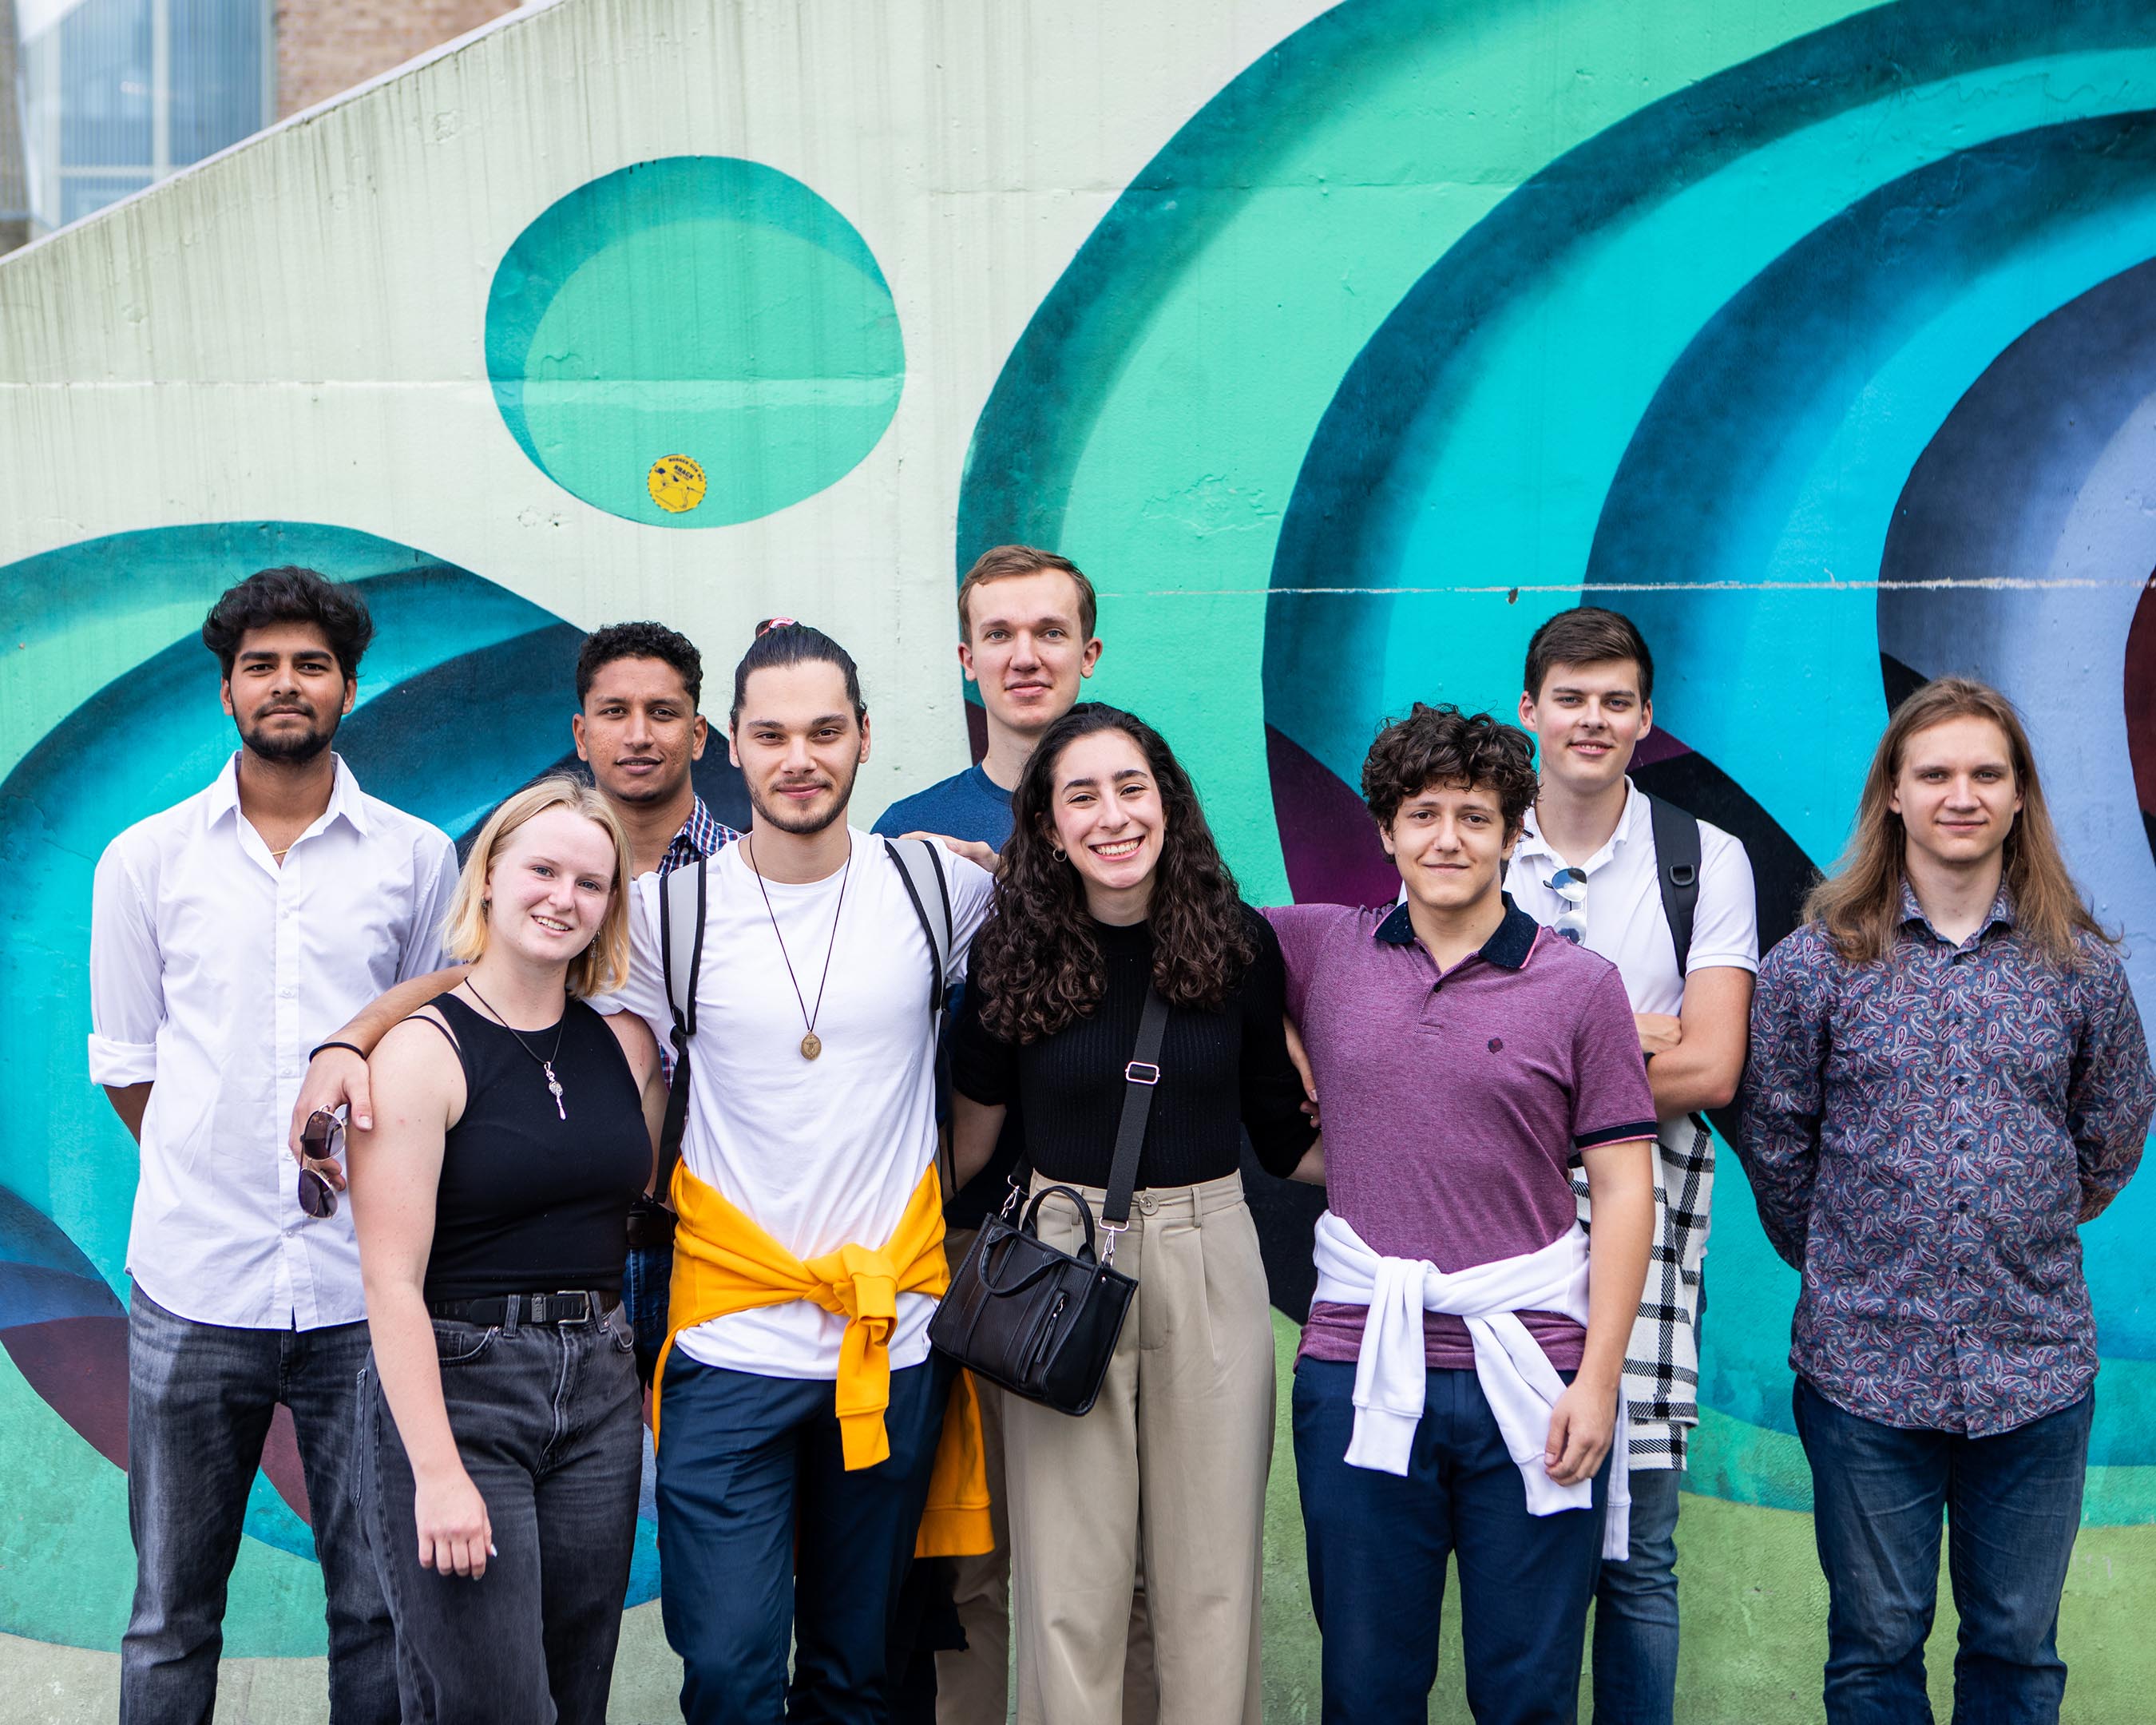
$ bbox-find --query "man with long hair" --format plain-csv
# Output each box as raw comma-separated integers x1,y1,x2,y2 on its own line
1739,676,2154,1723
89,567,458,1723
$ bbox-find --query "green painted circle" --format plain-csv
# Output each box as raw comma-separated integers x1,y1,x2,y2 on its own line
486,157,904,528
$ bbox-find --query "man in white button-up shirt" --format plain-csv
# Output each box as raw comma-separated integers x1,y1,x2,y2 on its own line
88,567,458,1725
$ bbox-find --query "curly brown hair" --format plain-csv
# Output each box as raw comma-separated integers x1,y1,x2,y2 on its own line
971,704,1256,1043
1361,703,1539,838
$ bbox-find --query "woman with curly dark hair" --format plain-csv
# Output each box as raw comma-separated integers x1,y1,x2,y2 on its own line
949,703,1316,1725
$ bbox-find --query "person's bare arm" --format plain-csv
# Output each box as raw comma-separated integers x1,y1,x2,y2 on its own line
102,1084,152,1144
287,966,469,1160
348,1013,493,1580
601,1009,668,1197
903,832,1001,875
1544,1136,1653,1486
1640,967,1755,1116
1288,1140,1326,1184
952,1095,1008,1189
1282,1014,1324,1183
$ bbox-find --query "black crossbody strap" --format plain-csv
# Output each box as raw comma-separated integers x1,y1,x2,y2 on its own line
655,856,707,1199
1099,987,1171,1227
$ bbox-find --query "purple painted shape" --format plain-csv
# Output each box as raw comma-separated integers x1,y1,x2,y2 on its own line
2,1315,130,1469
1631,725,1693,767
1266,725,1401,906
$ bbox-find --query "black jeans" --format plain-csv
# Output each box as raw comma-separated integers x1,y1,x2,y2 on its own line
121,1284,396,1725
358,1299,643,1725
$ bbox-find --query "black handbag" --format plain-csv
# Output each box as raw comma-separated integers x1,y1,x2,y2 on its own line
928,988,1169,1417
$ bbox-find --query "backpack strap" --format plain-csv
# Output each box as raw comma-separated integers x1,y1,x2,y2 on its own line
883,835,955,1014
1644,791,1701,979
654,857,707,1196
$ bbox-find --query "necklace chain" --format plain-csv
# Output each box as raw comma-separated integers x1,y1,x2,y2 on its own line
747,834,851,1060
463,981,569,1120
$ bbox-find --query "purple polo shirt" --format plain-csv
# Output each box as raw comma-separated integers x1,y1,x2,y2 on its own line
1268,895,1656,1371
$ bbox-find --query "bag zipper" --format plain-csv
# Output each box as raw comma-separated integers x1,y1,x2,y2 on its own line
1026,1292,1068,1377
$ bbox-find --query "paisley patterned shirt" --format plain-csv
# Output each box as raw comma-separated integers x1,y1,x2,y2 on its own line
1738,886,2154,1436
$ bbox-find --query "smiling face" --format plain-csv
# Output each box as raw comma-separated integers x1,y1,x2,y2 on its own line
1890,713,2023,875
573,654,707,808
729,659,869,836
960,569,1103,740
483,804,619,971
1047,729,1166,914
1382,778,1518,915
220,621,356,765
1518,657,1651,796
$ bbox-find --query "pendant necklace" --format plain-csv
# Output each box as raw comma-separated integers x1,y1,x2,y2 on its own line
464,981,569,1119
748,832,851,1061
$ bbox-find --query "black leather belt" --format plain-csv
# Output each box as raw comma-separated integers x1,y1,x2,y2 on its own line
427,1290,620,1326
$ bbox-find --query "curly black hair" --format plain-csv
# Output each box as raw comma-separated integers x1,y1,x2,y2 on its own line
1361,703,1539,837
577,621,703,708
971,704,1255,1043
201,567,373,680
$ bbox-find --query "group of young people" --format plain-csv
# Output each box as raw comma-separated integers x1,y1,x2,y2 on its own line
88,548,2151,1725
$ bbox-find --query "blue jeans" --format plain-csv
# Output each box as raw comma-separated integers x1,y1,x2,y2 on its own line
657,1353,952,1725
624,1236,674,1382
1793,1377,2092,1725
359,1299,642,1724
122,1284,396,1725
1590,1462,1682,1724
1292,1358,1607,1725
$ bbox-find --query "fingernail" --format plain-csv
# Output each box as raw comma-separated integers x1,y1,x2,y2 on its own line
489,1543,497,1556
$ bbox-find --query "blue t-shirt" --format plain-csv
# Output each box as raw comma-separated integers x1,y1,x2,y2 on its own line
872,763,1014,850
873,763,1019,1227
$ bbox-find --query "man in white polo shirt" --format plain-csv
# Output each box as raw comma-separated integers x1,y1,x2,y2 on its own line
89,567,457,1724
1508,606,1758,1725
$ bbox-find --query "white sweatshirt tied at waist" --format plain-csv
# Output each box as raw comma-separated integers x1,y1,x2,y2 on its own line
1310,1211,1630,1560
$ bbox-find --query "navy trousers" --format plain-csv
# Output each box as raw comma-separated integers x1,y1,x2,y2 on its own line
1293,1358,1607,1725
657,1354,952,1725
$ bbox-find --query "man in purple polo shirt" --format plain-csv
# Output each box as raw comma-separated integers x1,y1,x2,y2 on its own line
1270,703,1656,1725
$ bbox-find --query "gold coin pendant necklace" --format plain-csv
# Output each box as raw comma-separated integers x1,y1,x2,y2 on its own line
748,833,851,1061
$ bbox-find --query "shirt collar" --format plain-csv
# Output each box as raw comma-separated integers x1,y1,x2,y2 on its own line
1512,777,1643,878
1373,891,1540,970
204,751,371,836
1896,879,2017,942
660,796,738,870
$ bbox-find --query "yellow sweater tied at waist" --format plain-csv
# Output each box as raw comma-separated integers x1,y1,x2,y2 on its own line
655,1159,991,1560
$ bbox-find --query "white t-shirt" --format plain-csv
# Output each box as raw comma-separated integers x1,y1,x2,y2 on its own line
607,829,994,1379
1506,777,1758,1036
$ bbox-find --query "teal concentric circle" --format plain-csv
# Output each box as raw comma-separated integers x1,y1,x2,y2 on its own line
485,156,905,529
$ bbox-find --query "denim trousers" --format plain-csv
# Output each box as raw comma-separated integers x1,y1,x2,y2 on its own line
358,1300,644,1725
1589,1462,1683,1724
122,1283,396,1725
657,1352,952,1725
1793,1376,2093,1725
624,1236,674,1383
1292,1358,1607,1725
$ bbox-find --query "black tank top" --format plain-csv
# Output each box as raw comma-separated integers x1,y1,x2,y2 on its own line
419,993,649,1302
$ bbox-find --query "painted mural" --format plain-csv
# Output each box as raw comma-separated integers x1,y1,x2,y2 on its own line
9,0,2156,1715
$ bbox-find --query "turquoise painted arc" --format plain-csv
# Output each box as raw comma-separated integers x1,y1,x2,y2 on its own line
485,155,905,529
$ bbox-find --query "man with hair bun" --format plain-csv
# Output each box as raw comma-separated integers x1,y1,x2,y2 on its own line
1267,703,1656,1724
89,566,458,1723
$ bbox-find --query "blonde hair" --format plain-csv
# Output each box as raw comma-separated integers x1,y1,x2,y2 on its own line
443,776,633,997
1805,676,2108,968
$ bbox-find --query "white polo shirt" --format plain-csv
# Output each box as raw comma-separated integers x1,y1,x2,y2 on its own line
606,830,995,1381
87,755,459,1330
1505,779,1758,1029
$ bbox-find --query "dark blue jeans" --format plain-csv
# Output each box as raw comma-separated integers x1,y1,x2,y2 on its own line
657,1353,952,1725
358,1301,643,1725
624,1237,674,1383
122,1284,395,1725
1590,1461,1682,1724
1292,1358,1607,1725
1793,1376,2093,1725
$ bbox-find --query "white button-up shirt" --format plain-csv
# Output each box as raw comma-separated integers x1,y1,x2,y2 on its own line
88,754,458,1330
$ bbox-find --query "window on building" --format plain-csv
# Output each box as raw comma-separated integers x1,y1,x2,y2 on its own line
18,0,272,236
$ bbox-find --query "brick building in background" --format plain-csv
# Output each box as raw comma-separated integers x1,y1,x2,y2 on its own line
1,0,515,252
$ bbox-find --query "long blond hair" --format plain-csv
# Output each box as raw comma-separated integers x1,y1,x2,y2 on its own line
1805,677,2107,967
444,776,633,997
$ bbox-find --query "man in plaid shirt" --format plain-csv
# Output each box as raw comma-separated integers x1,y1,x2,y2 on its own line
1507,608,1758,1725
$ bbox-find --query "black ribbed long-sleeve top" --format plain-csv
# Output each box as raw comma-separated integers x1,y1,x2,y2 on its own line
949,905,1316,1190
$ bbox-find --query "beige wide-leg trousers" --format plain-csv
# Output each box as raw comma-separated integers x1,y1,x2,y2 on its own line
1005,1171,1273,1725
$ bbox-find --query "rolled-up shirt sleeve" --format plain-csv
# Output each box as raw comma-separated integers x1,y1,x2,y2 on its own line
89,842,163,1085
2067,942,2155,1223
1735,932,1831,1269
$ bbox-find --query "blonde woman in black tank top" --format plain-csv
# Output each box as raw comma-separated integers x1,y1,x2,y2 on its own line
348,777,665,1725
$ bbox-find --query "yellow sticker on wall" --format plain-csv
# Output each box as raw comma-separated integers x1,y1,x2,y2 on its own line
648,455,707,514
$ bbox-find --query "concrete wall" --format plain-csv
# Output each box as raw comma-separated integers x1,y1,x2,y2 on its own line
6,0,2156,1716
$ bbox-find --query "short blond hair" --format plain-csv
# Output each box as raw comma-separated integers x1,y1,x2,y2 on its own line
443,776,633,997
